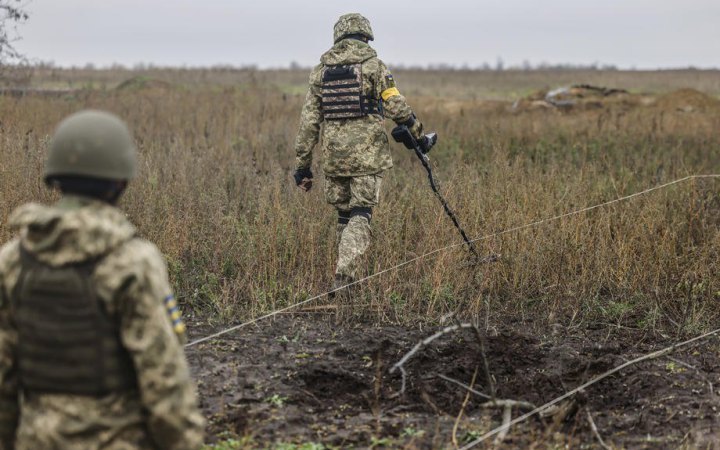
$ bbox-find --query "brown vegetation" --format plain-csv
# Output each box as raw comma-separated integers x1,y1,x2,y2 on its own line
3,67,720,448
1,69,720,332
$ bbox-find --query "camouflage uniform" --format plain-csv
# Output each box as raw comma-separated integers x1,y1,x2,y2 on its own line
295,13,424,282
0,196,205,450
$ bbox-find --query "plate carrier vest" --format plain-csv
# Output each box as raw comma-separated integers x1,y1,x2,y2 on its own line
321,63,381,120
12,246,137,396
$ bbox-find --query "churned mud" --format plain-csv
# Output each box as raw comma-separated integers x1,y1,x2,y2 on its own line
187,315,720,449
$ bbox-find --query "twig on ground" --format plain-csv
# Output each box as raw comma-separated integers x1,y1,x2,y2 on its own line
469,323,496,400
419,385,442,415
372,347,384,434
436,374,536,410
437,374,489,400
586,408,611,450
390,323,475,393
494,404,513,445
452,367,479,448
458,326,720,449
298,388,322,406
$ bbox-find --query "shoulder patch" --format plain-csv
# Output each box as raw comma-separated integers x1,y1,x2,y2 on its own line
385,73,396,88
164,294,187,336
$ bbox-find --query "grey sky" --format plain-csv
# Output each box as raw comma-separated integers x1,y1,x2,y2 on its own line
15,0,720,69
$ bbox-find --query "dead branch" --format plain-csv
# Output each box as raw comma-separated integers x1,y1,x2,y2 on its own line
390,323,475,393
437,374,537,411
494,404,513,445
458,326,720,449
373,346,384,434
437,373,490,400
585,408,611,450
452,367,478,448
419,384,442,415
468,322,496,400
0,1,29,67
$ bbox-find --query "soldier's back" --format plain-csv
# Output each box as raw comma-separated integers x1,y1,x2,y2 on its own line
0,196,196,450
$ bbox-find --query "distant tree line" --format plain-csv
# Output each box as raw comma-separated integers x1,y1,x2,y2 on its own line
391,61,621,72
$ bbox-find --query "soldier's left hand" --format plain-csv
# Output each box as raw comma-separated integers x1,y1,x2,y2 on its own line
293,168,313,192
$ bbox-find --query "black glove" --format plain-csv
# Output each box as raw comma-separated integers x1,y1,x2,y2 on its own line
392,125,438,154
293,167,313,191
400,113,425,141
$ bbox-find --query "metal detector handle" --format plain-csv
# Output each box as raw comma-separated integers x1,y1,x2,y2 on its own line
391,125,416,149
391,125,438,155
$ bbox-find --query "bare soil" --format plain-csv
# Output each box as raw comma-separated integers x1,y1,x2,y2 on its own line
188,315,720,449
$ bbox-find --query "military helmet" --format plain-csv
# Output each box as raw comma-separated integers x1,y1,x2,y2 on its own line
333,13,374,43
45,110,137,182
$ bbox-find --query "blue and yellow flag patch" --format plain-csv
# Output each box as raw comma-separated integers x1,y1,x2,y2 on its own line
164,294,187,335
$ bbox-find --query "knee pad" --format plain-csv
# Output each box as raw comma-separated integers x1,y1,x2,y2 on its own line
350,206,372,223
338,210,351,225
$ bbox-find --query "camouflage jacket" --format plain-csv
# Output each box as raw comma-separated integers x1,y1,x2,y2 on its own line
0,195,204,450
295,38,419,177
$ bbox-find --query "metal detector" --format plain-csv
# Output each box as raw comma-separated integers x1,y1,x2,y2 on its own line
391,125,483,261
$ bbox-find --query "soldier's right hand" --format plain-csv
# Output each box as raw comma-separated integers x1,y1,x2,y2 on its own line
293,168,313,192
408,119,424,141
399,113,425,141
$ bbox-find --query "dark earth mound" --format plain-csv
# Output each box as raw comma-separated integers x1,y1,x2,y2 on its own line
188,316,720,449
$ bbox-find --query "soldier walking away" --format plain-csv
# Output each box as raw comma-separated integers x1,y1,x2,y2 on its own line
293,13,429,297
0,111,205,450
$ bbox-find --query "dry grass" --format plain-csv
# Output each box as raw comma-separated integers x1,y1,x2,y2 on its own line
1,68,720,331
19,66,720,99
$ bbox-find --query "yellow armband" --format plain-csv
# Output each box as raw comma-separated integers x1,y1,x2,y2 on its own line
381,87,401,101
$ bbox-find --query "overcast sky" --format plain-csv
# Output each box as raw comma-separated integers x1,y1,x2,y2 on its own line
14,0,720,69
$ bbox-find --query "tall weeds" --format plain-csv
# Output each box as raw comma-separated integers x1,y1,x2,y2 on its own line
1,70,719,331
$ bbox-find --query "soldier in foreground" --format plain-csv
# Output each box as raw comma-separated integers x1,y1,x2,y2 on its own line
0,111,204,450
294,13,429,293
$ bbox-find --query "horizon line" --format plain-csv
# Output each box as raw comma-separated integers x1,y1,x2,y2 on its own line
19,61,720,72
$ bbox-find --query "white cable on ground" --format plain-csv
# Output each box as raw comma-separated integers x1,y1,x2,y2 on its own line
186,174,719,348
457,326,720,449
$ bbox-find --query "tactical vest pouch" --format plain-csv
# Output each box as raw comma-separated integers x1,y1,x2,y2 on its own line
321,64,381,120
12,248,137,396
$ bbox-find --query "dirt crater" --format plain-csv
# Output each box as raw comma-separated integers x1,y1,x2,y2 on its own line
188,316,720,448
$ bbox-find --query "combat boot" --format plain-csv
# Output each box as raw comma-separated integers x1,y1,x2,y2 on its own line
329,273,354,300
329,274,356,323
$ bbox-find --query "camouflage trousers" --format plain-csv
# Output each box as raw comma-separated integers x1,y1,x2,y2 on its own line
324,174,382,280
13,393,158,450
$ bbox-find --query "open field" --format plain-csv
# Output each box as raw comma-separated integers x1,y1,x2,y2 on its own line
7,66,720,99
2,68,720,448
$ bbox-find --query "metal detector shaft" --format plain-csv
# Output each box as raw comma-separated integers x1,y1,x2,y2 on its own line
411,145,480,258
391,125,479,258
